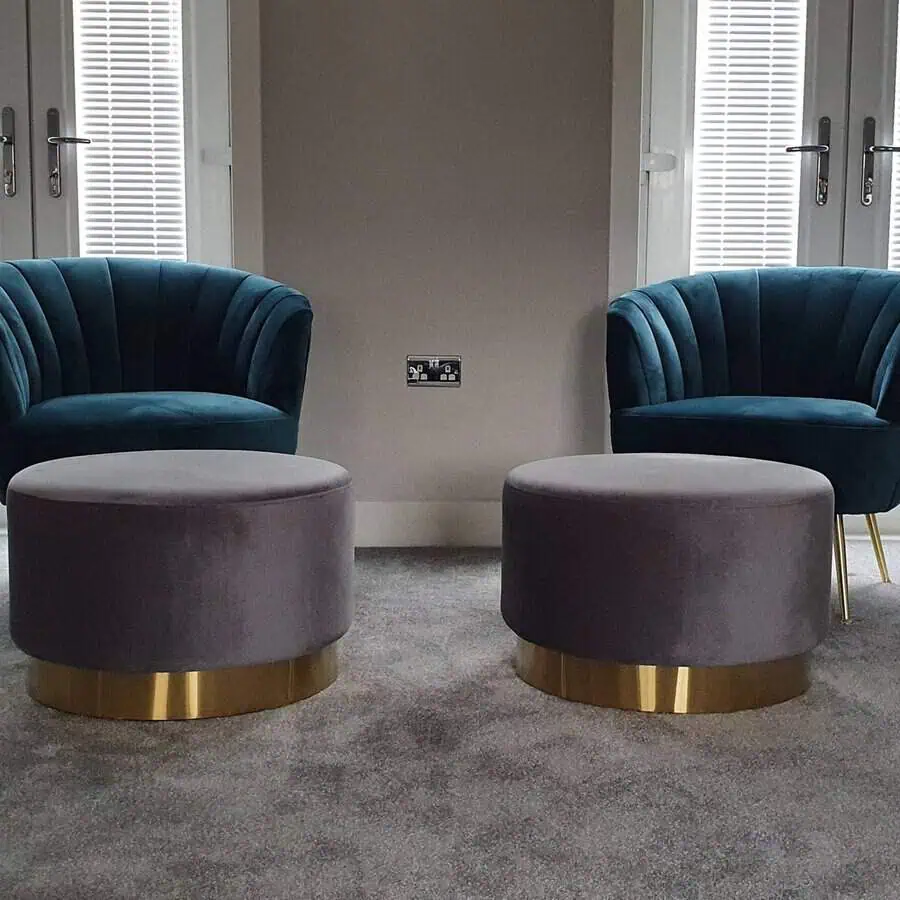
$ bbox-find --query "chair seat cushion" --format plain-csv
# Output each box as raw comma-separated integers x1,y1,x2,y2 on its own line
611,395,900,514
1,392,299,491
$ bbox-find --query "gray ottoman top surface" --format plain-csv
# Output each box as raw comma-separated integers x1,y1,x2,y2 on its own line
506,453,831,506
8,450,351,506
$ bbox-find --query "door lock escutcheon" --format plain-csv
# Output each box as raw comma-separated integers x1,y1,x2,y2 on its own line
786,116,831,206
1,107,15,198
861,116,900,207
46,107,91,199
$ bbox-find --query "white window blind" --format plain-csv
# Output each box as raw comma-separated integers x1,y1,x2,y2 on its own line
690,0,808,272
74,0,187,260
888,10,900,270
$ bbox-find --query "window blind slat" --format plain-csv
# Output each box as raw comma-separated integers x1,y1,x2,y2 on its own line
690,0,808,272
74,0,187,260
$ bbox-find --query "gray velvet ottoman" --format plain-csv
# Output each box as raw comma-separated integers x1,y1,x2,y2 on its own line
501,453,834,713
7,450,353,720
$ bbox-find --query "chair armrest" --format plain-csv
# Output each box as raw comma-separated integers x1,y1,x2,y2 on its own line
607,294,678,410
241,289,313,418
0,316,30,425
873,325,900,421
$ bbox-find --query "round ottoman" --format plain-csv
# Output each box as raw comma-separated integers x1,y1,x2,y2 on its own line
7,450,353,720
501,453,834,713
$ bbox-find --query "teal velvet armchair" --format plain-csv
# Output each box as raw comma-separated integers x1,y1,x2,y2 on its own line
607,267,900,621
0,257,312,494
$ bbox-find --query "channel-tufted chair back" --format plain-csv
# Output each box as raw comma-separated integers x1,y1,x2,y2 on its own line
0,257,313,423
607,267,900,417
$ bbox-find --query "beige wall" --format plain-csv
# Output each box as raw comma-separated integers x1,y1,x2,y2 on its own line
260,0,613,502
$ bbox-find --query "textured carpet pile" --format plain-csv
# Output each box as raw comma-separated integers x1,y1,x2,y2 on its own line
4,542,900,898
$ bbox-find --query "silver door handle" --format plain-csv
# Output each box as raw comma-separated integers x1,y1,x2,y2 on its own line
785,116,830,206
860,117,900,206
1,107,15,198
46,107,90,199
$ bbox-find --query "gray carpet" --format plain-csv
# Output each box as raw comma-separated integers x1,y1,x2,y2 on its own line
3,542,900,899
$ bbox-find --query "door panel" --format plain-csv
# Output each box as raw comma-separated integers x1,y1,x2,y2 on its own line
796,0,852,266
29,0,82,258
842,0,898,268
0,0,34,260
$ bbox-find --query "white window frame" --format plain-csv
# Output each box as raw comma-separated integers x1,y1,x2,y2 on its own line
183,0,233,267
0,1,35,260
641,0,697,287
842,0,899,268
227,0,265,273
606,0,651,299
635,0,861,285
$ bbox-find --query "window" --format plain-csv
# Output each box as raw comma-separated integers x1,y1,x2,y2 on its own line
74,0,188,259
690,0,808,271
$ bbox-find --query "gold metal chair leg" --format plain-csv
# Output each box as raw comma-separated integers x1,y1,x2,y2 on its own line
865,513,891,583
834,515,850,623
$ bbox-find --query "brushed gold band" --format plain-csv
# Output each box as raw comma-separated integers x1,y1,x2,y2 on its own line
27,643,338,720
516,639,809,713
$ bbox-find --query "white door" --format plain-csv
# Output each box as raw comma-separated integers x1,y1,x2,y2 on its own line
0,1,35,260
29,0,83,258
0,0,232,265
643,0,886,282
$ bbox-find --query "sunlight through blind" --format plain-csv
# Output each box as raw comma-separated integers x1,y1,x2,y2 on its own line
888,10,900,270
690,0,808,272
74,0,187,259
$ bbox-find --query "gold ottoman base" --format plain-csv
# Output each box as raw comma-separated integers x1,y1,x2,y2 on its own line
27,643,339,720
516,639,809,713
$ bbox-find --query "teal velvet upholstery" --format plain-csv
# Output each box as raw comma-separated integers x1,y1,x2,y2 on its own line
607,268,900,514
0,258,312,493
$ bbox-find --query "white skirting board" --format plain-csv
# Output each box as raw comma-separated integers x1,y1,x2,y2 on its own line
0,502,897,546
354,501,502,547
353,504,900,547
355,504,900,546
843,509,900,537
